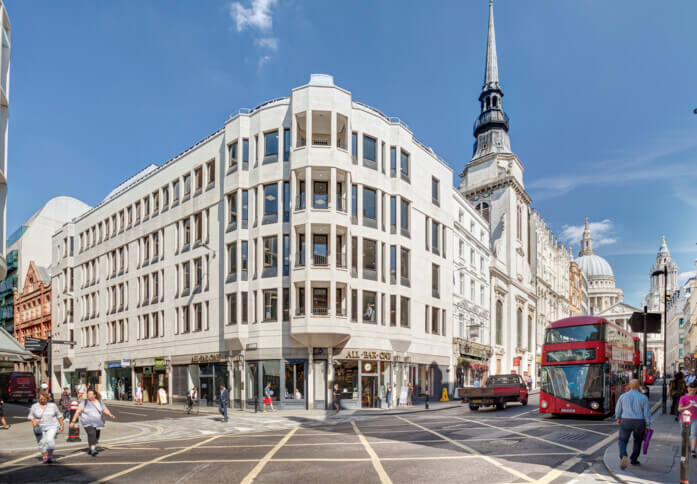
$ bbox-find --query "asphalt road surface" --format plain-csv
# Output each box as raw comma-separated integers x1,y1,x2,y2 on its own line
0,393,641,484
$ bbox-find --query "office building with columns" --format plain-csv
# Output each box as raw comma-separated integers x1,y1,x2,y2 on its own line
50,74,453,408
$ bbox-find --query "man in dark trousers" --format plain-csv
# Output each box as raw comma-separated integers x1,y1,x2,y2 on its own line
615,379,651,469
219,384,229,422
332,383,341,412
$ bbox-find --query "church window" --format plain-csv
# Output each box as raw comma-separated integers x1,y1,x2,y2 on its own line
495,300,503,346
476,202,490,224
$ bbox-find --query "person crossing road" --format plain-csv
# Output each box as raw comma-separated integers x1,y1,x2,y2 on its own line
219,385,229,422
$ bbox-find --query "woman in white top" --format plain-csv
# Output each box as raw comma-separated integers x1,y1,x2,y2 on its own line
70,389,115,456
134,382,143,405
28,391,64,463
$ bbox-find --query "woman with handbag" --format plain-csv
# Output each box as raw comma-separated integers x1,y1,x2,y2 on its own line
70,389,116,456
671,372,688,420
27,391,64,463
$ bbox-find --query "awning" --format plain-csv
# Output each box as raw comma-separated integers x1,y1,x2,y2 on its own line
0,327,38,362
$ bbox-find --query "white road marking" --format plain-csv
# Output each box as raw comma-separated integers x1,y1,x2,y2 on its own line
119,411,148,417
89,434,222,483
396,416,534,483
352,421,393,484
174,462,211,484
240,427,297,484
535,456,582,484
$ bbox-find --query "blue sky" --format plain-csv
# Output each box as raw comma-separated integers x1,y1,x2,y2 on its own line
5,0,697,306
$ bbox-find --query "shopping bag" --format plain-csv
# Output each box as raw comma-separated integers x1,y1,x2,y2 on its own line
642,428,654,455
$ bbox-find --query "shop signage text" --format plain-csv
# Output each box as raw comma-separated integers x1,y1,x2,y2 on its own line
154,357,166,370
343,350,391,361
106,362,122,369
192,353,223,363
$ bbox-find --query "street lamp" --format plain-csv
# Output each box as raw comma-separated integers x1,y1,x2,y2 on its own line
652,267,668,414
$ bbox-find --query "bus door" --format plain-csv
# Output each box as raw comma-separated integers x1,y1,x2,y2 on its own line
603,363,612,413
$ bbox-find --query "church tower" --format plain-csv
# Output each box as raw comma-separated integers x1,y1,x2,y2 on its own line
460,0,536,380
646,236,679,312
579,217,593,256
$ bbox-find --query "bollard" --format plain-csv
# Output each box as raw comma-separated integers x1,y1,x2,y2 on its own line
681,410,690,484
67,400,81,442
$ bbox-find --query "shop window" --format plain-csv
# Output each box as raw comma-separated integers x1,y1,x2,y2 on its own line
284,362,305,400
263,361,281,402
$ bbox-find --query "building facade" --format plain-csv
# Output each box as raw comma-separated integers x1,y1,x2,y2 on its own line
451,189,491,388
13,261,52,384
51,74,454,408
0,2,9,281
459,1,538,383
569,254,583,316
666,279,691,374
0,197,90,332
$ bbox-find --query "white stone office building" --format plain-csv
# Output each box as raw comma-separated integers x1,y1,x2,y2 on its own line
459,1,538,382
666,279,692,374
451,189,491,388
0,2,10,281
51,74,454,409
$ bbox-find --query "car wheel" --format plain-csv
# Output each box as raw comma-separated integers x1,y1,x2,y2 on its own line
469,404,479,411
521,398,528,406
496,401,506,410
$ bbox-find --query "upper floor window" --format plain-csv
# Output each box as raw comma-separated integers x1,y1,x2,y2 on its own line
400,150,410,181
172,180,180,203
242,138,249,170
337,115,348,150
390,146,397,176
351,185,358,222
283,128,291,161
183,174,191,197
400,199,410,236
313,181,328,209
162,187,169,209
263,184,278,224
195,166,203,192
363,187,377,225
229,141,238,170
264,130,278,163
228,192,237,228
351,132,358,163
241,190,249,227
476,202,489,224
207,160,215,185
363,135,377,169
295,113,306,147
432,177,440,205
390,196,397,233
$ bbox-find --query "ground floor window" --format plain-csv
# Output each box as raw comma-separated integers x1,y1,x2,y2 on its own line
284,362,305,400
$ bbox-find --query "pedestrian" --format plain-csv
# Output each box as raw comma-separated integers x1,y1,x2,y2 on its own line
70,389,116,456
670,372,688,420
332,383,341,412
0,399,9,429
27,391,63,463
218,384,229,422
526,376,533,391
119,380,126,401
39,383,54,402
115,379,121,400
678,382,697,458
134,381,143,405
385,383,392,409
687,369,697,386
58,387,72,426
76,381,87,401
615,379,651,469
407,382,414,406
263,382,274,412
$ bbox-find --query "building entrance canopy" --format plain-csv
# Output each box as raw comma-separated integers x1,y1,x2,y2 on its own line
0,327,36,362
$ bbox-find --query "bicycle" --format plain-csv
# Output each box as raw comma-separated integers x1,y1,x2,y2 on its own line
185,397,200,416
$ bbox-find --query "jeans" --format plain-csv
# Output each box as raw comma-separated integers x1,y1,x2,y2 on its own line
63,410,71,422
671,397,681,416
618,419,646,462
385,392,392,408
35,426,58,452
85,426,101,447
219,402,228,420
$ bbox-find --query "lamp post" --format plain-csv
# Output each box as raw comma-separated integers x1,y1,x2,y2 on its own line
652,267,668,414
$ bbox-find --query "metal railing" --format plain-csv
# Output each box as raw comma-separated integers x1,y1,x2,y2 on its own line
312,134,330,146
312,306,329,315
313,254,328,266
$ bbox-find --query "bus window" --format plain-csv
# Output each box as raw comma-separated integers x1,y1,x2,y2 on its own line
545,324,603,344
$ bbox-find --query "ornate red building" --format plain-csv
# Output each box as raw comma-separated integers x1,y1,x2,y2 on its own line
13,261,52,381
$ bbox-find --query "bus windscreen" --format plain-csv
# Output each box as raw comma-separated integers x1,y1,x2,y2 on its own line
545,324,603,344
541,364,604,400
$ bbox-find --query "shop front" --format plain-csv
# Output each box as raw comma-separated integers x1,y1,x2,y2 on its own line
245,359,307,410
455,339,491,387
333,350,392,409
134,357,169,404
105,359,132,401
196,353,229,407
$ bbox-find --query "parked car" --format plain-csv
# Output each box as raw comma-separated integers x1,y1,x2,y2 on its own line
0,371,37,402
457,374,529,411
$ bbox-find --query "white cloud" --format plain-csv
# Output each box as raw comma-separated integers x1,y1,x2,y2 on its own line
679,271,696,283
255,37,278,51
257,55,272,70
560,218,616,248
229,0,277,32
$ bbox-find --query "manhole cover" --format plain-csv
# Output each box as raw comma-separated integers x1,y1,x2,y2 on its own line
547,431,587,441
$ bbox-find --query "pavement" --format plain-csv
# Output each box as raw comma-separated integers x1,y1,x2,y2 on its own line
0,392,625,483
603,399,697,483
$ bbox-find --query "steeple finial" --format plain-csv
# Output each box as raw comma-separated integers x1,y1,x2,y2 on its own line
662,234,665,245
584,216,589,229
484,0,499,90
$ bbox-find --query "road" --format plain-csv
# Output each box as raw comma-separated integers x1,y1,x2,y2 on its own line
0,392,643,484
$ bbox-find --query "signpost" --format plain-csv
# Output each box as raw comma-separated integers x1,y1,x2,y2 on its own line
629,308,662,397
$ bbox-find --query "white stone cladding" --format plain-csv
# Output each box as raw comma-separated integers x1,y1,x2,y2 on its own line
50,75,454,406
0,2,10,280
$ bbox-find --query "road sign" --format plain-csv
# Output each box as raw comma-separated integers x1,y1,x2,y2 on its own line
24,337,47,352
51,339,76,345
629,312,662,333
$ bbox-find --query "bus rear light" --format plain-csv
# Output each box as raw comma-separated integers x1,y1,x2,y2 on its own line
590,401,600,410
540,400,548,409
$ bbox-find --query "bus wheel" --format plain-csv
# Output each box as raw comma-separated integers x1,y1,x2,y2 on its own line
469,404,479,411
520,398,528,406
496,401,507,411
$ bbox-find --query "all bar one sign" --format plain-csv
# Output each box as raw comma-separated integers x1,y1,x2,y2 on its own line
343,350,391,361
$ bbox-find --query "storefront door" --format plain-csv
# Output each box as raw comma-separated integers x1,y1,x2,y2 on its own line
361,375,377,408
200,376,214,406
245,362,259,409
233,362,242,408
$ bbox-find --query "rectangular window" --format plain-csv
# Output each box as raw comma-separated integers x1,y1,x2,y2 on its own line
432,307,439,334
228,242,237,279
432,177,440,205
283,234,290,276
254,134,258,166
283,128,291,162
432,221,440,255
351,236,358,277
228,191,237,228
263,236,278,277
363,135,377,168
297,233,306,266
162,187,169,209
400,199,409,236
241,240,249,275
241,190,249,228
183,174,191,197
228,293,237,325
363,291,377,323
207,160,215,185
381,142,386,173
312,288,328,315
390,196,397,233
390,146,397,176
432,264,440,298
194,212,203,242
242,138,249,170
363,239,377,280
400,297,410,328
313,181,328,209
194,257,203,289
283,288,290,321
400,248,410,286
351,184,358,223
172,181,179,203
229,141,238,170
283,181,290,222
351,289,358,321
298,287,305,315
264,289,278,321
182,261,190,292
195,166,203,191
264,130,279,163
363,187,377,227
400,149,410,181
263,183,278,224
351,132,358,163
241,292,248,323
194,303,202,331
390,295,397,326
390,245,397,284
312,234,328,266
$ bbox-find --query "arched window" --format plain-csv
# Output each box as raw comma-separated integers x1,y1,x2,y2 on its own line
476,202,490,225
517,308,523,348
492,96,497,107
496,300,503,345
528,315,534,352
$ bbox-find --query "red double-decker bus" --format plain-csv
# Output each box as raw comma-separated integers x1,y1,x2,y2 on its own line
539,316,635,416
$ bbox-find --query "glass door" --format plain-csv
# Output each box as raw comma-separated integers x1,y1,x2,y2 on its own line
361,375,377,408
245,362,259,409
200,376,214,406
233,362,242,408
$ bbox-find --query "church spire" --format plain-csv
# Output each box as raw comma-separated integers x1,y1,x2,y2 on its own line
472,0,512,158
484,0,499,91
579,217,594,256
